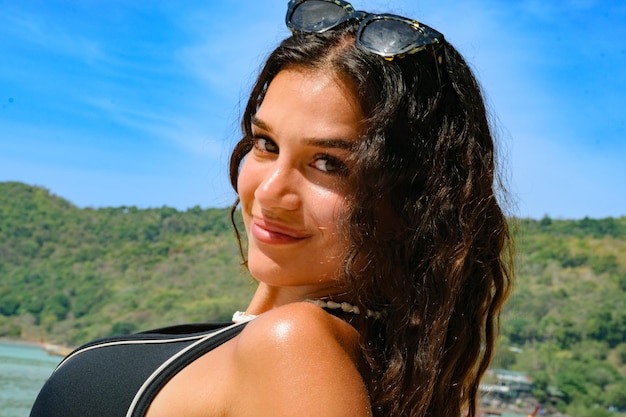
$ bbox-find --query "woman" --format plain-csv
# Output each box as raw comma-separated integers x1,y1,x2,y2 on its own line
31,1,513,416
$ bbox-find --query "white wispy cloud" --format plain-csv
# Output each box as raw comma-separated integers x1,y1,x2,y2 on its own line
2,9,107,65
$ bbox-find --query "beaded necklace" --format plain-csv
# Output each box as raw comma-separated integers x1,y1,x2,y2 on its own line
232,299,385,323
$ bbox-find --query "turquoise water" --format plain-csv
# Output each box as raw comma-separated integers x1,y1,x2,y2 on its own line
0,342,62,417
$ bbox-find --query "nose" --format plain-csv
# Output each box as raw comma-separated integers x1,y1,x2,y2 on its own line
255,164,301,212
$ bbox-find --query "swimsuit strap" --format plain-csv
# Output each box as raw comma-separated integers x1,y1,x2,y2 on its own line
128,321,247,417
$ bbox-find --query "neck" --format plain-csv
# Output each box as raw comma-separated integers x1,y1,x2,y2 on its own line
244,282,350,316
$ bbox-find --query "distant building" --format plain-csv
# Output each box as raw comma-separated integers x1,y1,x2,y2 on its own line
480,370,534,400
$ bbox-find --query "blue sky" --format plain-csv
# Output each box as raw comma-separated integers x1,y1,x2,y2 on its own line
1,1,624,219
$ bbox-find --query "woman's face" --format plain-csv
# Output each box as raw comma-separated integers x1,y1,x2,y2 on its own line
238,67,364,298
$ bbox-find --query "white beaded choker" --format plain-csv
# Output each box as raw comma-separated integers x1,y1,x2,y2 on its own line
306,299,384,320
232,299,384,323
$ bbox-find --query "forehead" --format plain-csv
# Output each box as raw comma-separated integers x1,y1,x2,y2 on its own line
254,67,365,134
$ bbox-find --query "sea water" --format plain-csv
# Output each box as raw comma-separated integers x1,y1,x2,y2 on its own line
0,342,62,417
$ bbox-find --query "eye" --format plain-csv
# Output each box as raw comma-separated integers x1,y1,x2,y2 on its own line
253,137,278,153
311,155,347,175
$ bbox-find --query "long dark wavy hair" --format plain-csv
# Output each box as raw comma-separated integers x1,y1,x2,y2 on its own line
229,22,513,417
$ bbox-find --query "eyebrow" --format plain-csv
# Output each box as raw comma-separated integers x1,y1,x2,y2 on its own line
251,115,270,131
251,115,356,151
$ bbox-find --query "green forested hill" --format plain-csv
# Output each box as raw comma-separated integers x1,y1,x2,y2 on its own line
498,216,626,415
1,181,626,416
0,181,255,344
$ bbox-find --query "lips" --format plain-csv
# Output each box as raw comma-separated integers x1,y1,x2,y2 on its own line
250,217,310,245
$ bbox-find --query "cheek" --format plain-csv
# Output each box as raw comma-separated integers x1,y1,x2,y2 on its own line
314,188,345,220
315,194,347,241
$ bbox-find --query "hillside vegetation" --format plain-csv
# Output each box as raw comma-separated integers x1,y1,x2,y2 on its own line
497,216,626,416
0,181,255,344
1,181,625,416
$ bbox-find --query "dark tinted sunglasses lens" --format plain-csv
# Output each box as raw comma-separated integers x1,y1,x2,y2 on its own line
359,19,422,56
291,0,349,32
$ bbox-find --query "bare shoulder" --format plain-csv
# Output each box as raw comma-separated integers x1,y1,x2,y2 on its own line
229,302,372,417
239,302,361,359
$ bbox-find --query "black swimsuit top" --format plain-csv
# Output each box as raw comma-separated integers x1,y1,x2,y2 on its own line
30,321,248,417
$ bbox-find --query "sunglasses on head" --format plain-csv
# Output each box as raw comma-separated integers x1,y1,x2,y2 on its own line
286,0,444,61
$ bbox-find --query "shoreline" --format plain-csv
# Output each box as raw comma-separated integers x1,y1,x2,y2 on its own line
0,337,43,348
0,337,73,357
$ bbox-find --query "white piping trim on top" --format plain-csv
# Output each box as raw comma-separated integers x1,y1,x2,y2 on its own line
125,320,249,417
